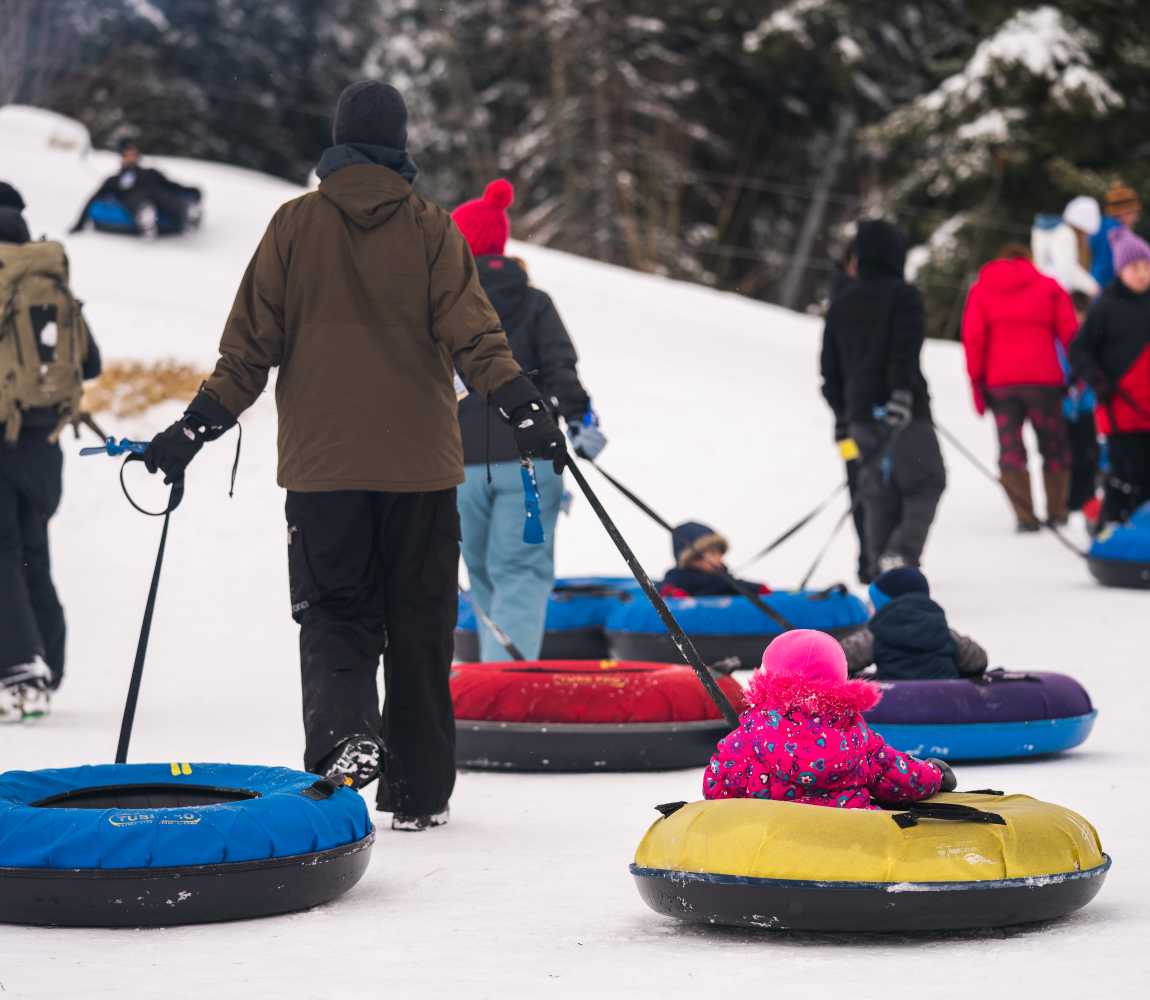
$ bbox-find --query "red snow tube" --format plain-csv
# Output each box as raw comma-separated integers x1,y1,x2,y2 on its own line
452,660,744,772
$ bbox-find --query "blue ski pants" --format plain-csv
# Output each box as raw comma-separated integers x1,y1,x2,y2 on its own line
458,460,564,661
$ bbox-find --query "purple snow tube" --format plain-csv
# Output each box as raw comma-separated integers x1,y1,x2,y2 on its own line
863,670,1097,761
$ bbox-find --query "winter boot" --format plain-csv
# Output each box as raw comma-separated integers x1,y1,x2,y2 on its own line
0,685,21,724
1043,465,1071,527
392,807,450,832
321,735,382,790
1000,468,1040,532
19,685,52,721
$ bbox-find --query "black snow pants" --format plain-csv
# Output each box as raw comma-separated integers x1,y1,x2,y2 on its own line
850,419,946,575
286,488,459,816
845,456,869,583
1102,432,1150,526
0,430,65,687
1067,409,1100,512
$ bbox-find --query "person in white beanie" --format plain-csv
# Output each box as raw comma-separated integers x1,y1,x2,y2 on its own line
1031,196,1102,298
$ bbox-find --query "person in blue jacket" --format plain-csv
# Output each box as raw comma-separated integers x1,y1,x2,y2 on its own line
839,567,987,680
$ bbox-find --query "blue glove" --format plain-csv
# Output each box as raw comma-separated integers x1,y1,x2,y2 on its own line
567,411,608,460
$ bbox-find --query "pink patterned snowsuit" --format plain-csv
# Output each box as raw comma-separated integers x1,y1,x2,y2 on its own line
703,630,943,810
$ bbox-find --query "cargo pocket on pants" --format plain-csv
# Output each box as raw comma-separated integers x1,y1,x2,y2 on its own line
287,523,320,623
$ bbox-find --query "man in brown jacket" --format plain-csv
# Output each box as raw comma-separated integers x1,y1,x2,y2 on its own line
144,81,564,831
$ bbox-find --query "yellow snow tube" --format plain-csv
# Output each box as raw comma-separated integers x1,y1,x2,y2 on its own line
631,793,1109,932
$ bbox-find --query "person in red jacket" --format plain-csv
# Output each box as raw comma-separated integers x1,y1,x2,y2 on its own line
1070,228,1150,527
962,245,1078,530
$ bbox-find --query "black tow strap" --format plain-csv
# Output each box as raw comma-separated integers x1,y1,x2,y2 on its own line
114,458,184,764
890,801,1007,829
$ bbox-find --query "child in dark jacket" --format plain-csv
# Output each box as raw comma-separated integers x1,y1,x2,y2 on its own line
704,629,954,809
839,567,988,680
660,521,769,598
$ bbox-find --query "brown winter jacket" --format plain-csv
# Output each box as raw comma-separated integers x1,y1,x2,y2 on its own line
201,163,523,492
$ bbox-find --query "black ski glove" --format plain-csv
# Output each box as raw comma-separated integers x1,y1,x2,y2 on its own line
144,390,236,484
492,375,568,473
883,388,914,429
927,757,957,793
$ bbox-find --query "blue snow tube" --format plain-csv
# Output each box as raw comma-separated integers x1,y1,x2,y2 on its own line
455,576,640,661
1087,502,1150,588
605,587,869,669
86,195,196,235
0,762,373,927
865,670,1097,762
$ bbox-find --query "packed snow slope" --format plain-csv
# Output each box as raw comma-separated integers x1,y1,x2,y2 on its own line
0,106,1146,999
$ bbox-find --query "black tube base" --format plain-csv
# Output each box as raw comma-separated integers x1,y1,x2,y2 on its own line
631,858,1110,933
0,834,374,928
453,629,609,663
1087,558,1150,589
456,720,729,771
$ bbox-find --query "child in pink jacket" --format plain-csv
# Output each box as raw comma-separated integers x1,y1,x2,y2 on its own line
704,629,954,809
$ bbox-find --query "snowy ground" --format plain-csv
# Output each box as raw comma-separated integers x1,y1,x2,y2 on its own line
0,107,1147,999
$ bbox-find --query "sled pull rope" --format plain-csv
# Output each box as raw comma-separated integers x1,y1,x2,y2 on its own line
932,420,1087,559
458,586,526,661
115,464,181,763
565,457,740,728
587,460,796,633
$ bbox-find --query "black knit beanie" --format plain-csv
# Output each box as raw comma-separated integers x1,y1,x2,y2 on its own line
0,182,25,212
332,81,408,149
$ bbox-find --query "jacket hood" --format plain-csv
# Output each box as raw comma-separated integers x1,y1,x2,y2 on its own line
317,144,417,229
744,665,882,719
977,256,1044,293
856,220,907,279
477,254,529,303
870,593,952,652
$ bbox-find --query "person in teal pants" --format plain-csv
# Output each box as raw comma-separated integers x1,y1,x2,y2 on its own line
453,179,606,659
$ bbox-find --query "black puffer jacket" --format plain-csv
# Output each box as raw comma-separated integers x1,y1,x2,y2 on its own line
868,593,959,680
820,220,932,424
459,256,590,464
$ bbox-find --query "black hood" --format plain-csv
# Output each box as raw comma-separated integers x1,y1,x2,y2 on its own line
0,206,30,244
870,593,959,680
316,143,418,185
856,220,908,280
477,255,529,309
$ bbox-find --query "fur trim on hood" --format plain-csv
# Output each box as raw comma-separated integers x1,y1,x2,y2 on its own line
745,666,882,719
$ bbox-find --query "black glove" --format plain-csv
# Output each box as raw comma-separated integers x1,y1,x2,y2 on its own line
144,390,235,484
883,388,914,429
492,375,567,473
927,757,957,793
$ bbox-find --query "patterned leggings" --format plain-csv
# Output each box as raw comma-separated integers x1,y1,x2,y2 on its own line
988,386,1070,473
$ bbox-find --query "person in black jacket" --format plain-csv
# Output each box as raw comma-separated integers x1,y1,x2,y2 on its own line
0,183,102,722
840,566,987,680
452,179,605,661
820,220,946,577
1070,228,1150,527
71,139,202,237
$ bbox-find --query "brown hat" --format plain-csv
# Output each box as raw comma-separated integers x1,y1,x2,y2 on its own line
1104,181,1141,217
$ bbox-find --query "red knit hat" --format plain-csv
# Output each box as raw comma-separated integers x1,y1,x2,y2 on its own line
452,179,514,257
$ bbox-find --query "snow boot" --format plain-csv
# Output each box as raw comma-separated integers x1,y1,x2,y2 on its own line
1043,466,1071,527
321,735,382,790
392,807,450,832
0,686,21,724
876,552,907,574
19,685,52,721
1000,468,1040,532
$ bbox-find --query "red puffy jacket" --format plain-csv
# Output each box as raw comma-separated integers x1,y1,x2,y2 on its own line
962,258,1078,414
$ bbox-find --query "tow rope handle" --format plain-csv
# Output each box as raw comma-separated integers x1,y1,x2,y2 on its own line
891,802,1007,829
520,459,545,545
79,436,147,457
